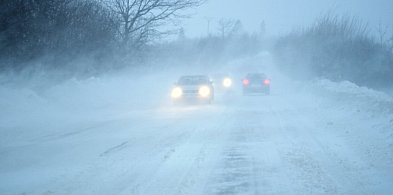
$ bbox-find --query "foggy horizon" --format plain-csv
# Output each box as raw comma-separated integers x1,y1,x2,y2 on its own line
1,0,393,194
182,0,393,37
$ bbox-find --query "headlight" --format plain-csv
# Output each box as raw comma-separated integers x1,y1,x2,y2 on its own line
171,87,183,98
199,86,211,97
222,78,232,88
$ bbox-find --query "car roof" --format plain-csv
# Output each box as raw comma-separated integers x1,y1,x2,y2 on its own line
246,73,266,78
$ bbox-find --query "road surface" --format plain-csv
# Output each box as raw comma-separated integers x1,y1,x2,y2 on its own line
1,58,392,194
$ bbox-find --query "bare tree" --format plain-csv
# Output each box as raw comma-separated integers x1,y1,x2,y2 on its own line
103,0,203,48
204,16,213,36
217,18,243,38
217,18,235,38
376,22,388,46
177,27,185,41
231,20,243,36
259,20,266,37
388,28,393,53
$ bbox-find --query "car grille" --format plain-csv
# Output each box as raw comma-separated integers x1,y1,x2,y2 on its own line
184,90,198,94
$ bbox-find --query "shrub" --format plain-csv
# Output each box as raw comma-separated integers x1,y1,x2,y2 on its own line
273,13,393,88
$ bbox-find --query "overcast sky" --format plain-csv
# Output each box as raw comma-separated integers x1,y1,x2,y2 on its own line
181,0,393,37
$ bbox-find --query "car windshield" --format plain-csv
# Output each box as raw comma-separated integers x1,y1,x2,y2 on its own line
178,76,209,85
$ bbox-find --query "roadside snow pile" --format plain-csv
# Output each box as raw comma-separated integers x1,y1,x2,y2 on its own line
0,86,50,125
0,72,173,114
0,86,46,108
0,72,176,149
310,79,393,165
312,79,393,115
317,79,392,102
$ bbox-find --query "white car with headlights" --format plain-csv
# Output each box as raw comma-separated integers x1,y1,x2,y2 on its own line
171,75,214,104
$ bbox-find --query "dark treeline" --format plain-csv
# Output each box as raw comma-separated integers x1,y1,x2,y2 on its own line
0,0,117,72
273,13,393,88
149,25,266,70
0,0,202,75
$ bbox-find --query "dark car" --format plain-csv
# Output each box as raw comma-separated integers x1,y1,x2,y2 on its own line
242,73,270,95
171,75,214,104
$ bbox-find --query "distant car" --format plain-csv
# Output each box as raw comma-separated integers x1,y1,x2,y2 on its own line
171,75,214,104
242,73,270,95
212,73,234,92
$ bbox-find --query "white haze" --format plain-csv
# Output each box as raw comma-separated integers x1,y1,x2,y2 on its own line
1,52,393,194
1,0,393,194
183,0,393,37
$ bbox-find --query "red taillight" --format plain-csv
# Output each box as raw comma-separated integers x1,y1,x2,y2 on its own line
243,79,250,85
264,79,270,85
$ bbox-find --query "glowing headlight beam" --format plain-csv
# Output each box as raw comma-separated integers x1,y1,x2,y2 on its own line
171,87,183,98
222,78,232,88
198,86,211,97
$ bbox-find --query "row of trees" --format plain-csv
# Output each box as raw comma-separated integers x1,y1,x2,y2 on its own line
0,0,202,73
0,0,117,70
199,18,266,39
273,14,393,88
146,18,267,70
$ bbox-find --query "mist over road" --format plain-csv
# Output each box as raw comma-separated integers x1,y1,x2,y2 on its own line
1,55,392,194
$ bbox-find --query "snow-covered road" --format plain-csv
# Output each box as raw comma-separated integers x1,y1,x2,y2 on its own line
1,56,393,194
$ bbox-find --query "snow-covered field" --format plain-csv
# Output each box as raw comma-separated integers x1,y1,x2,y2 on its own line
1,55,393,194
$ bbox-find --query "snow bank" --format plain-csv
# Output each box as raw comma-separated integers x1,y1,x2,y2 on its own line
0,71,178,148
311,79,393,115
316,79,392,102
306,79,393,170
